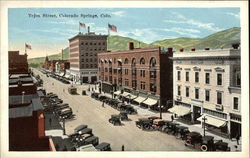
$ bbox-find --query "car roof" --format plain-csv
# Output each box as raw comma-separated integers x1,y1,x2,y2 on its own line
95,142,110,149
75,125,88,131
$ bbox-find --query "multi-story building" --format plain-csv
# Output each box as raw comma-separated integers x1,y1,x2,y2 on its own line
9,51,29,74
68,27,108,83
171,44,241,138
43,56,70,73
98,42,173,110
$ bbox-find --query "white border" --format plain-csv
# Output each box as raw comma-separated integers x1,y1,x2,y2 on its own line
0,1,249,158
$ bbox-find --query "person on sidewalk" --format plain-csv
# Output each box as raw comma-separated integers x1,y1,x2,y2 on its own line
171,115,174,122
102,101,105,107
121,145,125,151
236,133,240,145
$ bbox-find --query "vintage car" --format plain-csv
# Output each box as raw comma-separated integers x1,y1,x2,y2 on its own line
184,131,203,147
91,92,100,99
135,118,153,130
165,122,180,134
58,108,73,119
98,94,109,101
148,116,160,121
124,105,137,114
117,103,126,111
200,136,231,151
71,133,92,144
152,119,165,131
161,120,172,133
78,128,93,135
74,136,99,148
108,115,122,126
175,126,190,139
119,111,129,121
74,125,88,133
68,86,77,94
95,142,111,151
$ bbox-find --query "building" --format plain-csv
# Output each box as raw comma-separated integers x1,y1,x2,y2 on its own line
9,51,29,74
68,27,108,84
171,43,241,138
43,55,70,73
8,51,54,151
98,42,173,110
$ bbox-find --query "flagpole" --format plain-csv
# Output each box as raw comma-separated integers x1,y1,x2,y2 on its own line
25,43,27,55
107,23,110,50
79,22,80,33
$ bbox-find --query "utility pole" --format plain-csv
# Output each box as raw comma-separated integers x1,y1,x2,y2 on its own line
202,116,207,136
159,99,162,119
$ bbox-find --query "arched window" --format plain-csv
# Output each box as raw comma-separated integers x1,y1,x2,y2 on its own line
124,58,129,64
150,57,156,67
131,58,136,67
140,58,145,64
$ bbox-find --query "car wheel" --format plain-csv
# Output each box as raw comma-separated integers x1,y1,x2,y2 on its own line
201,145,208,151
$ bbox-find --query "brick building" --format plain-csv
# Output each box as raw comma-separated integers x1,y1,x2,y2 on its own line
68,27,108,84
43,55,70,73
98,42,173,110
9,51,54,151
9,51,29,74
171,43,241,138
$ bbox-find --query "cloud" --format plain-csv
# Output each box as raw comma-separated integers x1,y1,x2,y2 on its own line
164,12,222,32
226,12,240,19
162,27,200,38
111,11,125,17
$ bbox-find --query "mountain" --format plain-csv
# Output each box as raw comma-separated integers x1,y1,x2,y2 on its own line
152,27,240,50
28,27,240,67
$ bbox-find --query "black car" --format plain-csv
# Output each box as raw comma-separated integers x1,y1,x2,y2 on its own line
95,142,111,151
175,126,190,139
119,111,129,121
214,140,230,151
84,136,99,146
109,115,121,125
165,122,180,134
124,105,137,114
74,125,88,133
78,128,93,135
135,118,153,130
184,131,203,147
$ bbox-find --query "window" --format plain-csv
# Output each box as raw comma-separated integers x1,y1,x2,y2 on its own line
217,92,222,105
236,72,241,86
86,53,88,56
177,71,181,81
125,79,129,86
81,59,84,62
140,70,145,77
124,58,129,64
150,83,157,92
186,87,189,97
132,80,137,88
90,64,93,68
90,58,92,62
125,69,128,75
233,97,239,110
186,72,189,82
86,59,88,62
86,64,89,68
205,73,210,84
177,86,181,96
195,88,199,99
205,90,210,101
140,58,145,64
195,72,199,83
217,74,222,85
149,57,156,67
141,82,146,90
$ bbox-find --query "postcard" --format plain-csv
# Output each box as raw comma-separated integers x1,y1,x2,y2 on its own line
0,1,249,158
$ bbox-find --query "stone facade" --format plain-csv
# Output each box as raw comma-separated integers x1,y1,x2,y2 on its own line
172,46,241,138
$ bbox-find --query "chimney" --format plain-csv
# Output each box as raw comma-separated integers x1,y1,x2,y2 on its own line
191,48,196,51
232,43,240,49
168,47,173,53
205,47,210,50
129,42,134,50
179,48,184,52
88,26,90,34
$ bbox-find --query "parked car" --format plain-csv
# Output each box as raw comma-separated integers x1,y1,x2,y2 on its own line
214,140,230,151
95,142,111,151
148,116,160,121
124,105,137,114
84,136,99,146
74,125,88,133
152,119,165,131
161,120,172,133
91,92,100,99
175,126,190,139
135,118,153,130
109,115,121,126
119,111,129,121
184,131,203,147
78,128,93,135
200,136,231,151
68,86,77,94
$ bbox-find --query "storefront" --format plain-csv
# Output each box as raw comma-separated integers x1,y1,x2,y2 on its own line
229,113,241,138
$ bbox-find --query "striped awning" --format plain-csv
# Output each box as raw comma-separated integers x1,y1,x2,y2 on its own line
142,98,158,106
197,114,227,128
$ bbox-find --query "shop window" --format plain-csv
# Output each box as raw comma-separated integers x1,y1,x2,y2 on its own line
177,86,181,96
233,97,239,110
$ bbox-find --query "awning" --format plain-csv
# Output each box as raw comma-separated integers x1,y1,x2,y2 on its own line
65,74,70,78
168,106,191,117
142,98,158,106
109,59,112,62
125,94,137,99
117,59,122,62
60,73,64,76
133,96,147,104
114,91,121,95
197,114,227,128
120,92,130,97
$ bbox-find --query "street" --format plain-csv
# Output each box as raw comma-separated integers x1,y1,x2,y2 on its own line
34,69,192,151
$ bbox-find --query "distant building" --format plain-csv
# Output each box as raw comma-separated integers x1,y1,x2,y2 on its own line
43,55,70,73
9,51,29,74
68,27,108,84
98,42,173,110
171,44,241,138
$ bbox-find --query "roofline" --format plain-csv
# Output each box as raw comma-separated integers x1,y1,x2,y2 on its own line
98,47,161,56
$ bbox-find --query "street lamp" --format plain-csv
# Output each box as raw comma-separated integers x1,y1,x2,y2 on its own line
60,117,66,135
202,116,207,136
159,99,162,119
22,91,25,104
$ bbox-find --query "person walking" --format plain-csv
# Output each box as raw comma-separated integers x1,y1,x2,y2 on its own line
49,118,52,127
121,145,125,151
236,133,240,145
171,114,174,122
102,100,105,107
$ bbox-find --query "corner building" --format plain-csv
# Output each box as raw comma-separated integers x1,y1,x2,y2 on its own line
171,44,241,139
68,29,107,83
98,43,173,110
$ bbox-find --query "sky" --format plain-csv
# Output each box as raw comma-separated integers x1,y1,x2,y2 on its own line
8,8,240,59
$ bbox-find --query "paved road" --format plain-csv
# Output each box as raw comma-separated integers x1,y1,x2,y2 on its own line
34,69,193,151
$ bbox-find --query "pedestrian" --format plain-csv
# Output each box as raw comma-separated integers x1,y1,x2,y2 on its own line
63,89,65,92
171,114,174,122
102,101,105,107
49,118,52,126
236,133,240,145
121,145,124,151
52,82,54,86
92,87,94,92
